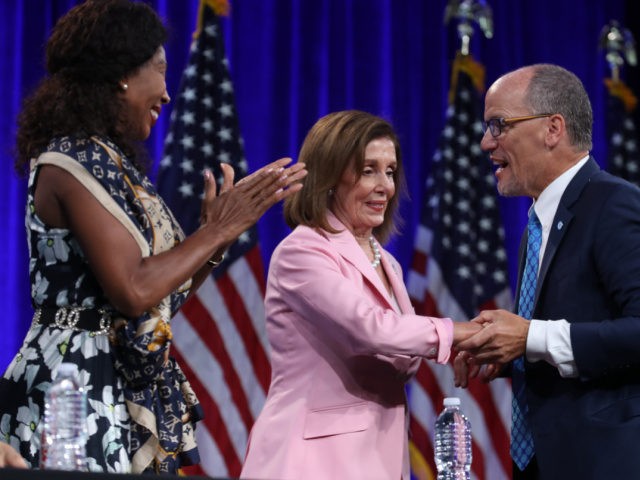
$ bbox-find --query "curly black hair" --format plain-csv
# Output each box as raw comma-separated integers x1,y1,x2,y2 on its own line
15,0,168,175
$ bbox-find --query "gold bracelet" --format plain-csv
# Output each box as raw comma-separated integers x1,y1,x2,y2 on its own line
206,253,225,267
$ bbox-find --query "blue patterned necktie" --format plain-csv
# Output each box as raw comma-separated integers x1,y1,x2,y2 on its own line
511,210,541,470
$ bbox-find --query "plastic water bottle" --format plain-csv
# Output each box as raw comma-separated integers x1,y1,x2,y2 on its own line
434,397,472,480
40,363,88,471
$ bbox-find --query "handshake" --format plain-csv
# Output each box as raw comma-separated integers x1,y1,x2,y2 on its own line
450,309,531,388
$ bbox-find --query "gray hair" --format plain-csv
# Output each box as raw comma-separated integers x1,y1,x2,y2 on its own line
524,64,593,151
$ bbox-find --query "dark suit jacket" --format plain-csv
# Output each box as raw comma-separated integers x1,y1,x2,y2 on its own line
516,158,640,479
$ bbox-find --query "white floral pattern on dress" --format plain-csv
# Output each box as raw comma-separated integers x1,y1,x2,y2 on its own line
0,135,202,474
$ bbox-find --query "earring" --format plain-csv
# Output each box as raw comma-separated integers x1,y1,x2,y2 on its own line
120,83,128,91
328,189,334,195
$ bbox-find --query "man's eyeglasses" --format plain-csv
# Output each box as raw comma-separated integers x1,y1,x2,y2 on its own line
483,114,553,138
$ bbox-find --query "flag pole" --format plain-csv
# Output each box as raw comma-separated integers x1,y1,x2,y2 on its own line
443,0,492,103
157,1,270,476
599,19,637,83
600,20,638,113
601,20,640,186
408,2,512,480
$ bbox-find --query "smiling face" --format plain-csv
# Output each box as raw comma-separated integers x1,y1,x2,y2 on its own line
119,46,170,141
480,69,553,199
331,137,397,238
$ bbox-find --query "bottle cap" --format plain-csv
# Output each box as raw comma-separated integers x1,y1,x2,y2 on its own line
55,362,79,379
443,397,461,406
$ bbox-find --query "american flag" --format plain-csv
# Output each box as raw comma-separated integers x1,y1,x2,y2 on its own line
156,1,269,476
406,53,512,480
605,78,640,186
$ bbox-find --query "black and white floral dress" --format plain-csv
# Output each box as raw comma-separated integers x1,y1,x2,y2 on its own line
0,135,203,474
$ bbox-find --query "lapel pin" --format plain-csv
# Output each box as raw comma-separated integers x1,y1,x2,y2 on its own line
557,221,563,230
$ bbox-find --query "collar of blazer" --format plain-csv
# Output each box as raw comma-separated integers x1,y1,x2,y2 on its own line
536,157,601,295
323,211,413,314
516,157,601,310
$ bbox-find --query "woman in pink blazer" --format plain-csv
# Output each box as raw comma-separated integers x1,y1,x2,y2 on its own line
241,110,478,480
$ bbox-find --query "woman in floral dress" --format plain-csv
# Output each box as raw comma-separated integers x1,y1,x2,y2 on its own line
0,0,305,474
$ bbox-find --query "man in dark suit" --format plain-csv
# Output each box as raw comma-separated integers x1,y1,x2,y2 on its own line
454,64,640,480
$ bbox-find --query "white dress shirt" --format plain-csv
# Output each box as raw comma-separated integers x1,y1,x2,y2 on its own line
525,155,590,378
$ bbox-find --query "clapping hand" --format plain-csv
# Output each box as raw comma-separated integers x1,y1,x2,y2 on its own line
200,157,307,247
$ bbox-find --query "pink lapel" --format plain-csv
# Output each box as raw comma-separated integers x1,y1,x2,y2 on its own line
325,212,405,312
379,253,413,314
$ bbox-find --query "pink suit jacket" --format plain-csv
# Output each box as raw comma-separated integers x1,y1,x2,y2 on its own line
241,213,453,480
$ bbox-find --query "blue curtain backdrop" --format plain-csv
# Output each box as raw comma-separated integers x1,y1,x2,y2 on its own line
0,0,632,372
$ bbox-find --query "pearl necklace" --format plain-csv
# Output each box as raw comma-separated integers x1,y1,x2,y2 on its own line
369,236,381,268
